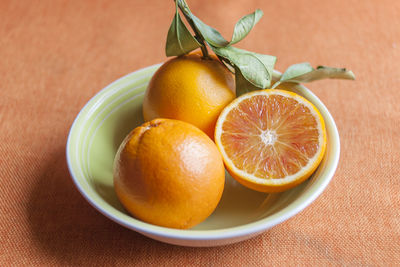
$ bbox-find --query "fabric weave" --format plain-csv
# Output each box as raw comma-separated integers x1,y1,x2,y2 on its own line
1,0,399,265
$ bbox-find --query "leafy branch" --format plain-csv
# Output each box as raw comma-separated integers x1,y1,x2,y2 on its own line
165,0,355,96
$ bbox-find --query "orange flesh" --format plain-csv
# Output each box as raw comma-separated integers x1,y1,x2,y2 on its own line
220,94,320,179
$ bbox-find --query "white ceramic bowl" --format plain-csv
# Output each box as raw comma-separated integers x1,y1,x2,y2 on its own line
66,64,340,247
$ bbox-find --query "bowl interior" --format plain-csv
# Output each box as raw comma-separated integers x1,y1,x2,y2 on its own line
67,64,339,233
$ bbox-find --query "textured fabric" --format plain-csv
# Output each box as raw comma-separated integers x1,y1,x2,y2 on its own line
1,0,399,265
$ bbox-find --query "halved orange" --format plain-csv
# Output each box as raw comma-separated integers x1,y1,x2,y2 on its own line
214,89,327,193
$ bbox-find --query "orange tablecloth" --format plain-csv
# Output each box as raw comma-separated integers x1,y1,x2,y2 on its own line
1,0,399,265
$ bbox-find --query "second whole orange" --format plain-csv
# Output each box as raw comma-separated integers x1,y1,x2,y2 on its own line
113,118,225,229
143,52,235,139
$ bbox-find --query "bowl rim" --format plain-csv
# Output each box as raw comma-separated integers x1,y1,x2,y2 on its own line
66,63,340,242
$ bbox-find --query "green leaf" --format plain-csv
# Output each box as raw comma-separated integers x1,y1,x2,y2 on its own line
165,2,201,57
176,0,263,49
190,14,229,47
213,46,276,89
190,9,263,48
231,9,263,45
279,62,314,82
313,65,356,80
234,66,261,96
272,62,355,88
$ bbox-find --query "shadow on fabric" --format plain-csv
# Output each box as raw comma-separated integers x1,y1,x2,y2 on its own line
25,147,269,264
26,147,167,264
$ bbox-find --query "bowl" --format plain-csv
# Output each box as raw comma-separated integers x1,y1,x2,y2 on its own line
66,64,340,247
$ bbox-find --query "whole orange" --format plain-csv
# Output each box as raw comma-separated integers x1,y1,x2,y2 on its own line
113,118,225,229
143,52,235,139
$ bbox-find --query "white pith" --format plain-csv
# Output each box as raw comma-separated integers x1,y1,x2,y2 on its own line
260,130,277,145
